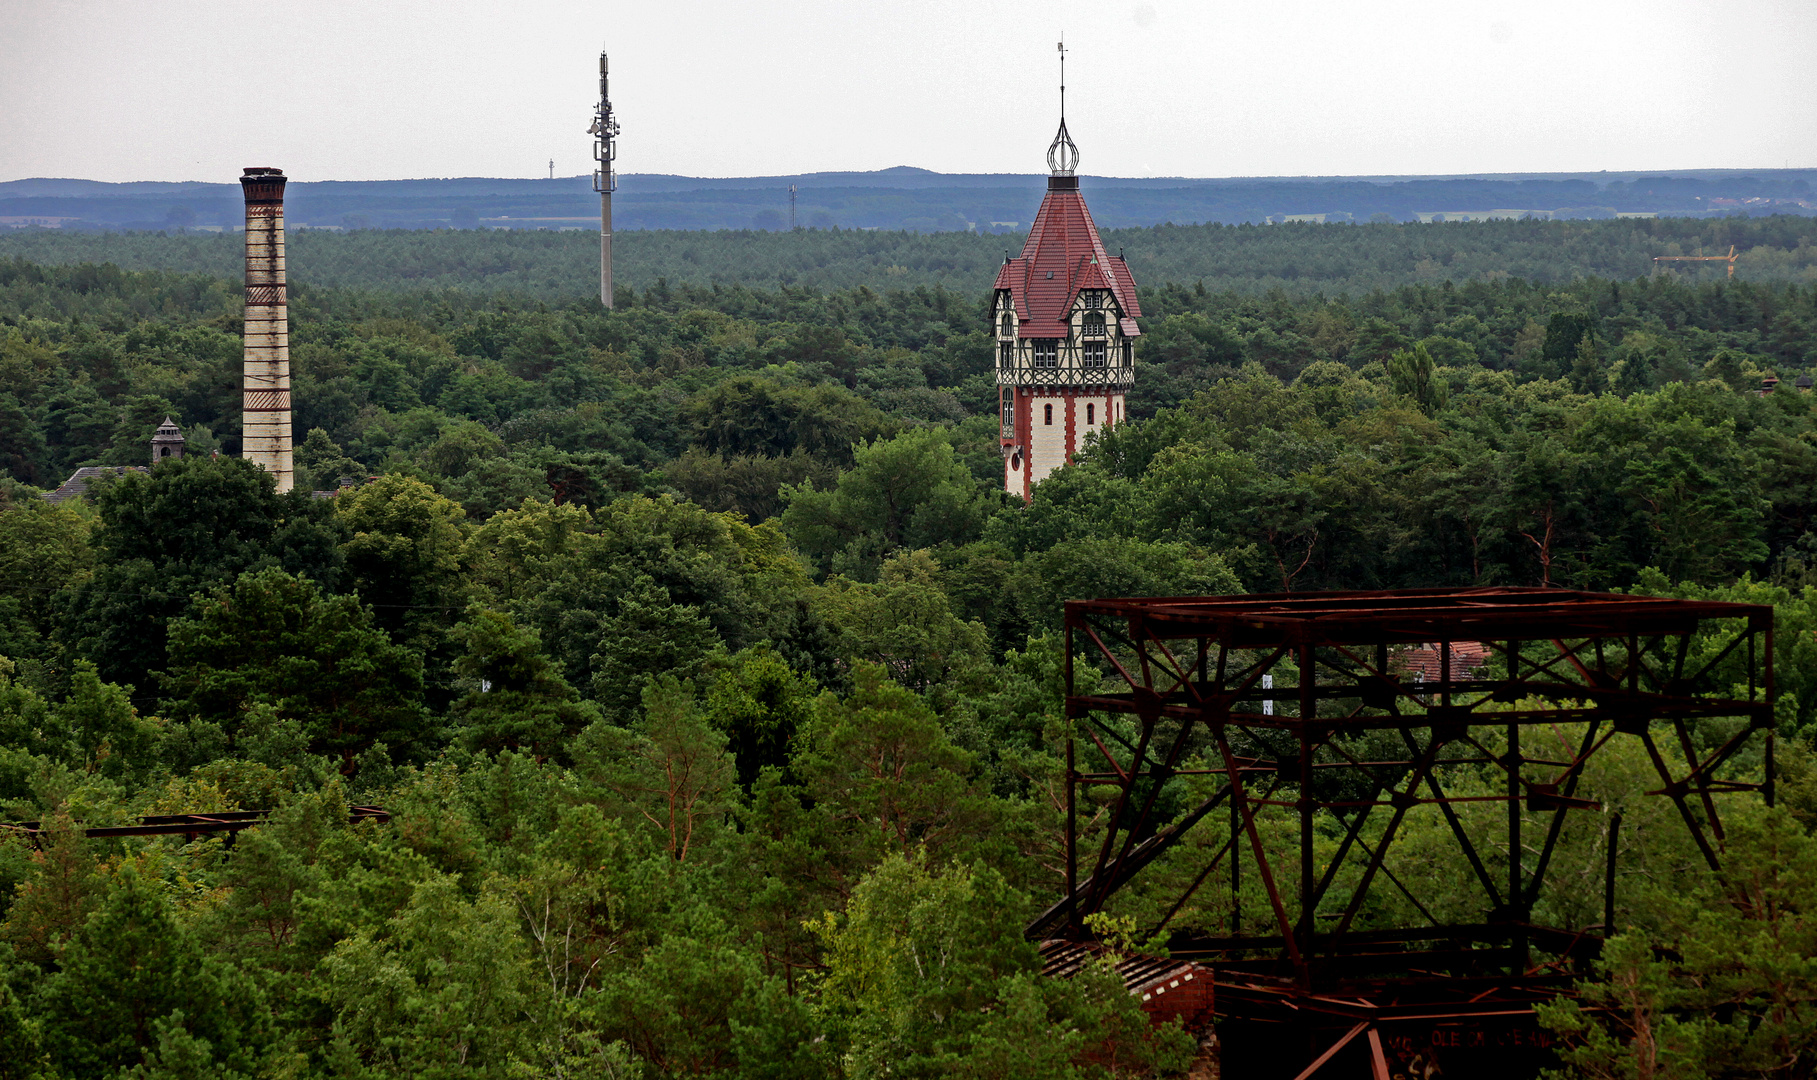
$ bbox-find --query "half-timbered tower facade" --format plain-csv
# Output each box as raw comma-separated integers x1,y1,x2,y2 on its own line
991,116,1141,499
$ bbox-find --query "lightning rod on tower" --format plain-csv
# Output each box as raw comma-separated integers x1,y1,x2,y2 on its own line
589,50,621,308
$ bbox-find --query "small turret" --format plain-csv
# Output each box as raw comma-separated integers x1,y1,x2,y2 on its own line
151,417,185,465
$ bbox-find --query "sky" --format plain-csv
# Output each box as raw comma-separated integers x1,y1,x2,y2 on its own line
2,0,1814,184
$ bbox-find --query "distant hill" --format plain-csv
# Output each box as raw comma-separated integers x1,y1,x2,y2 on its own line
2,214,1812,301
2,168,1813,234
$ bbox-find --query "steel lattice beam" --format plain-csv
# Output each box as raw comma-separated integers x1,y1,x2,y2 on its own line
2,806,390,845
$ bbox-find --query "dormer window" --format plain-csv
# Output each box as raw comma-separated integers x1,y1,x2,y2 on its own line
1082,312,1106,338
1084,290,1105,309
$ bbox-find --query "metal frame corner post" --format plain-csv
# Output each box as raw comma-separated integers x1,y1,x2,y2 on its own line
1065,615,1078,936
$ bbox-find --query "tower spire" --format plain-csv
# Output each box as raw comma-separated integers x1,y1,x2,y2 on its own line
1047,37,1079,177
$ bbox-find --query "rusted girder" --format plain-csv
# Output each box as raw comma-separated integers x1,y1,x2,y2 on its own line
1,806,390,846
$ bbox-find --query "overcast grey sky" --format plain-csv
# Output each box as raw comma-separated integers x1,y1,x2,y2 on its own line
3,0,1813,183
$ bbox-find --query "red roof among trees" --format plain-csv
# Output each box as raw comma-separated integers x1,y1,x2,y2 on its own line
992,182,1142,339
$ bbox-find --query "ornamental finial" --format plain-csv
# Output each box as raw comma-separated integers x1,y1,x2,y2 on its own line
1047,38,1078,176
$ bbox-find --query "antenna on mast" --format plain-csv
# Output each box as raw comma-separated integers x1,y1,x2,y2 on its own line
589,50,621,307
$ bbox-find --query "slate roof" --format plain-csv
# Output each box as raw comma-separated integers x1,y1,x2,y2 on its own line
992,181,1142,339
42,466,146,504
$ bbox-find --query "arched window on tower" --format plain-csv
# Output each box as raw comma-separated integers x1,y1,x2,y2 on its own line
1000,313,1013,337
1044,403,1053,425
1087,403,1095,425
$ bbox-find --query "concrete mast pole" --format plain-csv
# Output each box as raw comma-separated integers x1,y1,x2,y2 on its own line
239,167,293,493
592,51,620,309
601,186,613,308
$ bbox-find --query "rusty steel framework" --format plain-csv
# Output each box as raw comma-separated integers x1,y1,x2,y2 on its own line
1032,587,1774,1079
2,807,390,847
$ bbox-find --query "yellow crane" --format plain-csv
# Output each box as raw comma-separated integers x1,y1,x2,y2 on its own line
1653,244,1739,279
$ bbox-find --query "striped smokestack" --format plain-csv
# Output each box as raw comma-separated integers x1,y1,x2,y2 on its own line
239,167,293,492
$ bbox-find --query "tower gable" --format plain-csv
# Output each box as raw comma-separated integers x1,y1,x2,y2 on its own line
991,177,1144,394
996,184,1141,344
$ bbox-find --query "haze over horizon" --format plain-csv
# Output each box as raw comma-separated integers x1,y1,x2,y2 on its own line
4,0,1813,186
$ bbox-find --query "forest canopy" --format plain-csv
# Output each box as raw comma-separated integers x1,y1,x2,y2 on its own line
0,212,1814,298
3,221,1817,1078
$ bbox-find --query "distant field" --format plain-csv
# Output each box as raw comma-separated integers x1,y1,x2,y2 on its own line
0,215,1812,299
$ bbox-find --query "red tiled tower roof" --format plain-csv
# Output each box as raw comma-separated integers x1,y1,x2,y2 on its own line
992,179,1142,340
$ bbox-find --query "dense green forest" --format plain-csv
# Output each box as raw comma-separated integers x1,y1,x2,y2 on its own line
5,237,1817,1079
1,212,1815,299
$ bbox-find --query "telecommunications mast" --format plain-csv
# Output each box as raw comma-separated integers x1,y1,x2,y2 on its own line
589,50,621,307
